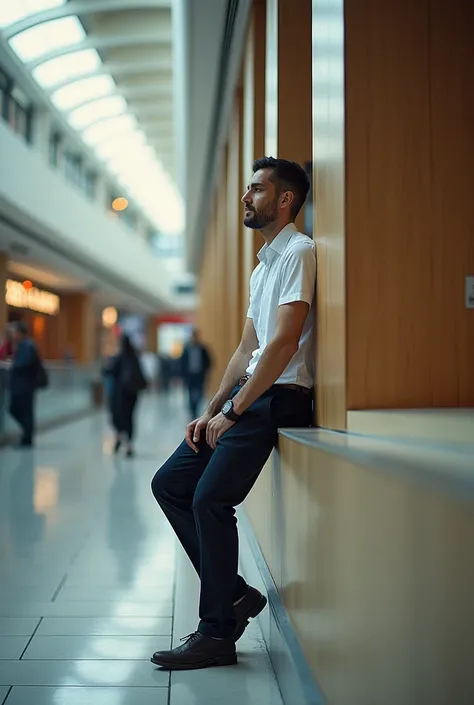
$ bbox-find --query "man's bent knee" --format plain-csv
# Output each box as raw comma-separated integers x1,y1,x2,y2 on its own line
151,465,170,501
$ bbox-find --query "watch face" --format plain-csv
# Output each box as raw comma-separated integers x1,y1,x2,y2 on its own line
222,400,232,415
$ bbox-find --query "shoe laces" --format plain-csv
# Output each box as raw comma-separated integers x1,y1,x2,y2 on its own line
180,631,201,645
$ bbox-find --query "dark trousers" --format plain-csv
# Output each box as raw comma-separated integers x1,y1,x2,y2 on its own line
10,391,35,445
113,389,138,441
151,385,312,638
187,375,204,419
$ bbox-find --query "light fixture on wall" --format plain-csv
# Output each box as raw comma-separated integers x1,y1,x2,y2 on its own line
111,197,128,212
102,306,118,328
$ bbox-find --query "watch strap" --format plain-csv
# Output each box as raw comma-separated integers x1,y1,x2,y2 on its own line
222,400,241,422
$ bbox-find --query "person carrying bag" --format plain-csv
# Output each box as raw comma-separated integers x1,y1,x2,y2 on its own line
110,334,146,457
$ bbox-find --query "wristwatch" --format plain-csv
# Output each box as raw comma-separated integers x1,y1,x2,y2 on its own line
221,399,241,422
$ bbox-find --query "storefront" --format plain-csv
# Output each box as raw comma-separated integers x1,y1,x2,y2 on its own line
5,278,62,360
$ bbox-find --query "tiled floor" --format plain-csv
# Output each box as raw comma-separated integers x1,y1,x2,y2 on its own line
0,392,283,705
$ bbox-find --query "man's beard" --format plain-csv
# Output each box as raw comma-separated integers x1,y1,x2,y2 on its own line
244,201,278,229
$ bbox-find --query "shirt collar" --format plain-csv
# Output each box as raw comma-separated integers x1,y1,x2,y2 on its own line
257,223,297,263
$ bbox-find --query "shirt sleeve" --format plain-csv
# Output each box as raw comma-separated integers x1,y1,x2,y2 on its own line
247,295,254,319
247,267,258,319
278,242,316,307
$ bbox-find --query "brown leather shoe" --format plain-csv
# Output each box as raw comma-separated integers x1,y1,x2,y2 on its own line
234,586,268,641
150,631,237,670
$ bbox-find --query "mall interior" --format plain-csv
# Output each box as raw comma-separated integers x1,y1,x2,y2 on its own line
0,0,473,704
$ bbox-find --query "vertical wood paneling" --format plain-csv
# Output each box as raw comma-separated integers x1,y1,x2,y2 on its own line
313,0,346,430
242,0,267,315
266,0,312,233
61,293,96,364
345,0,474,409
428,0,474,406
198,196,222,394
246,435,474,703
227,89,245,350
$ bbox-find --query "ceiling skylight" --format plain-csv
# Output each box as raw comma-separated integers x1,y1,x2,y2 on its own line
81,115,138,146
32,49,101,89
68,95,127,130
94,132,147,161
114,155,184,235
0,0,65,29
51,75,116,111
9,16,85,63
1,1,184,236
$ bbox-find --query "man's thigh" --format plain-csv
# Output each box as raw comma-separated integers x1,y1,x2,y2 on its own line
152,438,214,500
194,398,278,509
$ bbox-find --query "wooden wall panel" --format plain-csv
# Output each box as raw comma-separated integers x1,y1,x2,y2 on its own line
242,0,267,314
428,0,474,406
61,293,96,364
197,197,221,394
226,90,245,350
345,0,474,409
312,0,346,430
198,151,231,392
266,0,312,234
245,435,474,704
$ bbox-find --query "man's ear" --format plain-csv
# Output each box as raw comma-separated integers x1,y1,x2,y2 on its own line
279,190,295,211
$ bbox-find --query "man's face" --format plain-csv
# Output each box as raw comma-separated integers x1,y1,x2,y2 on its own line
241,169,279,230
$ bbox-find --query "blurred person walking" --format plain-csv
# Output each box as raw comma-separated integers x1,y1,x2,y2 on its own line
180,329,212,420
151,157,316,670
9,321,47,448
109,334,147,458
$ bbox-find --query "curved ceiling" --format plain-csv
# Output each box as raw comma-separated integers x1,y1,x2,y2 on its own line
0,0,183,237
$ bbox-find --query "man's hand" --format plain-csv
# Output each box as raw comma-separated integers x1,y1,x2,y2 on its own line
206,412,235,450
185,412,213,453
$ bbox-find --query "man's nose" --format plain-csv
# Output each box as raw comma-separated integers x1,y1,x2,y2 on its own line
241,190,251,204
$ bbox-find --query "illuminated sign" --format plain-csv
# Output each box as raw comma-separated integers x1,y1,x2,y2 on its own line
5,279,60,316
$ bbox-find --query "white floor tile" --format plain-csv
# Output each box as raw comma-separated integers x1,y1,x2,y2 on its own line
23,635,171,660
36,617,172,637
5,686,169,705
0,602,173,618
0,660,169,687
170,657,284,705
0,587,55,602
56,586,174,603
170,626,283,705
0,636,30,659
0,397,284,705
65,568,175,585
0,619,39,636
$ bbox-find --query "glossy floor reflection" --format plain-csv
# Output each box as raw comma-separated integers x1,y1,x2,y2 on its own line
0,392,283,705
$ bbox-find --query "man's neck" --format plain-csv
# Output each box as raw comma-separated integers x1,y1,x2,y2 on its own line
260,220,293,246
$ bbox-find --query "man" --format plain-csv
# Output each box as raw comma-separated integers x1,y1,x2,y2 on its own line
151,157,316,670
9,321,39,447
180,329,212,419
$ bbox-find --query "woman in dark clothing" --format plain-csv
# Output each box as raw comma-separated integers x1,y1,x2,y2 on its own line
110,335,147,457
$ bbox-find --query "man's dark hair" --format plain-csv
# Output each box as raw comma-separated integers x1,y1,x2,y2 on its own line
252,156,310,220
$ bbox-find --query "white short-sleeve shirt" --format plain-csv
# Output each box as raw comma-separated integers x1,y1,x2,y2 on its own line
246,223,316,388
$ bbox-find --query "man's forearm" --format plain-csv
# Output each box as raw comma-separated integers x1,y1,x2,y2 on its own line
232,338,298,416
205,348,252,416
